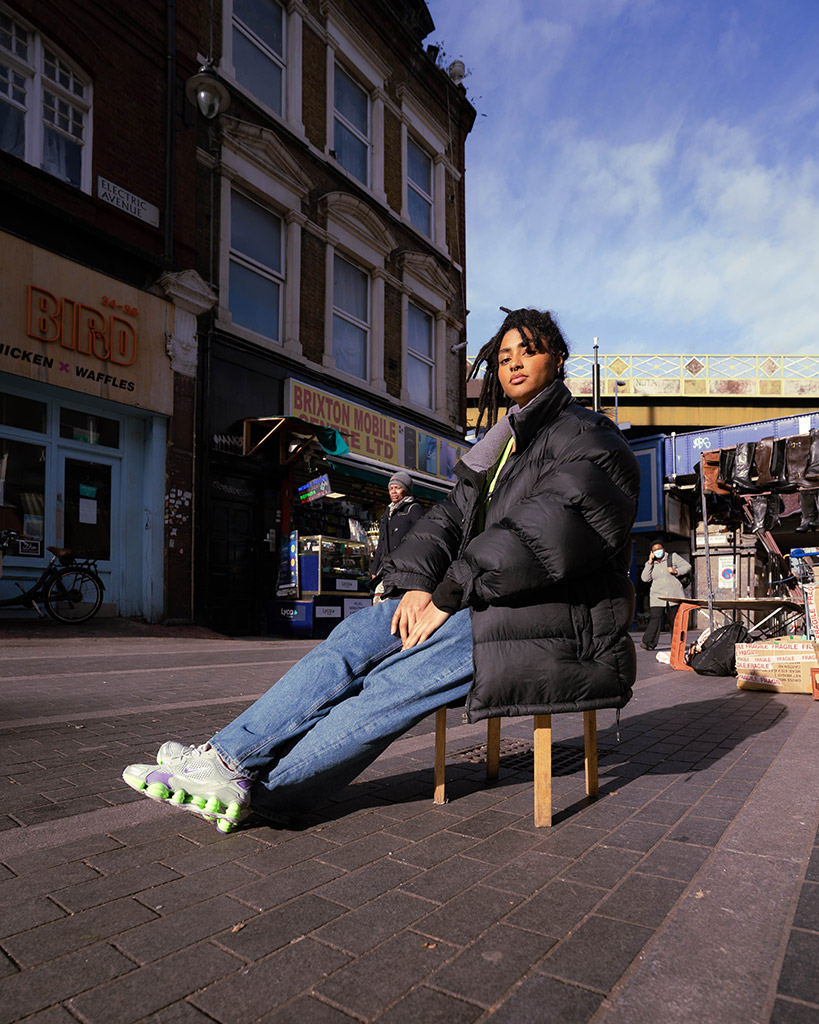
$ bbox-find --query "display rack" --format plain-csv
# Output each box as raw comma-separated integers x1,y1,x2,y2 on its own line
298,535,371,595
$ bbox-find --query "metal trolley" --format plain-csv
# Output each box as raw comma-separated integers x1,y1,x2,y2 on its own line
789,547,819,641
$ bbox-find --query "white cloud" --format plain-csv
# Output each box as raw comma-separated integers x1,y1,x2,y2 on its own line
428,0,819,356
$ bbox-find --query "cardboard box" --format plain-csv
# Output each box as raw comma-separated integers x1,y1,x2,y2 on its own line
736,638,819,693
804,584,819,636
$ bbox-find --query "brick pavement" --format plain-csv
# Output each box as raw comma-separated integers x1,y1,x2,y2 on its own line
1,626,819,1023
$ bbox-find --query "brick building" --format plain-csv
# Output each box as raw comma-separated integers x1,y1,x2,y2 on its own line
0,0,214,622
191,0,476,634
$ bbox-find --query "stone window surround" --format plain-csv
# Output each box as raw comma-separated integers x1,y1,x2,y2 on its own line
398,251,453,419
399,89,448,249
214,119,312,357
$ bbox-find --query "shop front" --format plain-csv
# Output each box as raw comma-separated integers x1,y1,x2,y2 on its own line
0,232,176,620
201,348,469,636
266,379,469,638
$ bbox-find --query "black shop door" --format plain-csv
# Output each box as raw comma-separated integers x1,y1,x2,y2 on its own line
207,475,261,636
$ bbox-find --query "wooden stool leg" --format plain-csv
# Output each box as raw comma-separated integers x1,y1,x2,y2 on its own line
486,718,501,780
434,707,447,804
584,710,598,799
533,714,552,826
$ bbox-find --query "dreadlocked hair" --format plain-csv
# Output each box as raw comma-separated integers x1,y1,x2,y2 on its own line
469,307,570,432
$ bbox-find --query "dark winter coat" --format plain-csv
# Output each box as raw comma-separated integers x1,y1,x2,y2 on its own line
370,496,424,578
382,379,641,721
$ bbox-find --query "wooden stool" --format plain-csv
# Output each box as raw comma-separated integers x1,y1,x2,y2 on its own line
433,708,599,826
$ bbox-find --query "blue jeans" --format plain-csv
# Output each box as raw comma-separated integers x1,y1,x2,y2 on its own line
211,599,474,821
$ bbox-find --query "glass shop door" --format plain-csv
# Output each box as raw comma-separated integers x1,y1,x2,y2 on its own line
57,452,119,570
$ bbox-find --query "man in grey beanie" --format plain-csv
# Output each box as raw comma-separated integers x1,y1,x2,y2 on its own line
370,471,424,599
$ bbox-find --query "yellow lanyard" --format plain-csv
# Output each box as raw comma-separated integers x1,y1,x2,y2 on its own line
487,435,515,503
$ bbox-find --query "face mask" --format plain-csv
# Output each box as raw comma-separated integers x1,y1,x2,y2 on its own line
653,549,665,560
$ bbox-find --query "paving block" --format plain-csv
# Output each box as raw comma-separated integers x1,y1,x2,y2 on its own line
217,894,345,960
191,939,349,1024
375,985,482,1024
314,890,433,954
69,942,241,1024
537,914,653,991
431,923,556,1006
479,973,603,1024
2,897,157,968
315,930,454,1019
0,942,135,1024
116,895,252,963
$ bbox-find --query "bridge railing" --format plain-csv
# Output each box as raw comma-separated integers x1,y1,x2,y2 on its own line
561,354,819,398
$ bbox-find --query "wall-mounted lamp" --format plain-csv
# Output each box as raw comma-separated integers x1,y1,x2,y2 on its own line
448,60,466,85
185,60,231,119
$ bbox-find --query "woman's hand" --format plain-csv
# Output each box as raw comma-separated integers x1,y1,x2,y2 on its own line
400,601,452,650
391,590,451,648
391,590,432,642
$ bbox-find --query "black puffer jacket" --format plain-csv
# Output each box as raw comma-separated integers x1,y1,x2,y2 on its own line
370,497,424,578
382,379,640,721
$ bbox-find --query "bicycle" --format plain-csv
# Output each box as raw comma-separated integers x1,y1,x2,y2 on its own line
0,529,105,624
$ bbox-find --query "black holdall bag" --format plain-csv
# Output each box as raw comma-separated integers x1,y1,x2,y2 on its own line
688,621,750,677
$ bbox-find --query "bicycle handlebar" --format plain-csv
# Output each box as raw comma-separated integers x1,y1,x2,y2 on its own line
0,529,20,550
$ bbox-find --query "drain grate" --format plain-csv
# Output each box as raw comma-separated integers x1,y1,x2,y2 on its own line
449,738,613,775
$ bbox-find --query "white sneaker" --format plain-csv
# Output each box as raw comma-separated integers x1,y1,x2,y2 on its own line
122,742,251,833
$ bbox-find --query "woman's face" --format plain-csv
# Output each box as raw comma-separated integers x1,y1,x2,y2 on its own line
498,328,564,408
388,483,407,502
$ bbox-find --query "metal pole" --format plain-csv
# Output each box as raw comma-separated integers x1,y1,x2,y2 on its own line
614,382,619,425
699,455,715,630
592,337,600,413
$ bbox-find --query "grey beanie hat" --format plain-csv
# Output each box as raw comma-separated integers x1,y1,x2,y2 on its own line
388,470,413,492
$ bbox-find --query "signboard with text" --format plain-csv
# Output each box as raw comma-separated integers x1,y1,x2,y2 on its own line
0,231,174,415
287,379,469,483
298,474,332,503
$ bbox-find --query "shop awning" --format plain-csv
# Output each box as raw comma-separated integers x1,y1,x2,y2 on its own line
326,455,451,502
243,417,350,461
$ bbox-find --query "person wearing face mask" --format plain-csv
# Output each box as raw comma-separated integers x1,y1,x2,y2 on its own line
640,541,692,650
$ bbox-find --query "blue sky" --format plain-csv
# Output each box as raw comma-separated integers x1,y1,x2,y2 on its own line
425,0,819,361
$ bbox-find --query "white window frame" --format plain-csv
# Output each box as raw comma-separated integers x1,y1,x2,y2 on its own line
406,135,433,238
400,93,450,252
220,0,303,132
0,4,92,192
320,193,396,392
331,252,370,382
331,62,370,187
324,13,388,201
217,124,313,355
399,252,452,419
224,185,285,347
406,300,435,410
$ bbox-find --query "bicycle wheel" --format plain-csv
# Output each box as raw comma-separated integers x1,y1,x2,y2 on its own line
44,567,104,623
